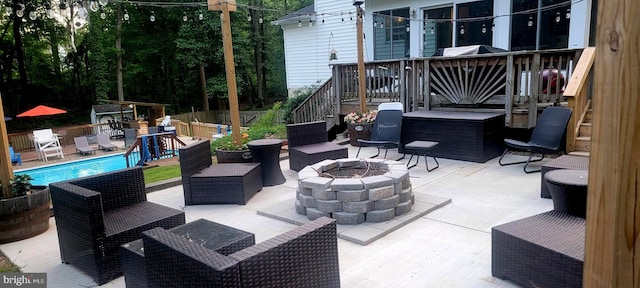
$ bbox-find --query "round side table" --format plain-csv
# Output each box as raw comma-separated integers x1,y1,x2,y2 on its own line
544,169,588,218
248,139,286,186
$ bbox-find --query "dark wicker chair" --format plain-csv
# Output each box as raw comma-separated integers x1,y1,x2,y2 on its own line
178,139,262,205
49,167,186,285
142,217,341,288
286,121,348,171
355,108,404,159
492,211,585,288
498,106,573,173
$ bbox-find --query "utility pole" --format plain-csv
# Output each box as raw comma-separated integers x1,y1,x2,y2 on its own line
354,1,366,113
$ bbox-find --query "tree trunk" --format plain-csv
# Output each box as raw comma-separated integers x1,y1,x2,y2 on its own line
49,23,61,76
12,15,28,104
116,4,124,102
199,64,209,111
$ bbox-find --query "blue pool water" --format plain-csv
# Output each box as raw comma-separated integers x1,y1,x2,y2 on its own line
14,153,131,186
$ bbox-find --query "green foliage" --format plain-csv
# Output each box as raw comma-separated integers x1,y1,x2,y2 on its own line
249,102,286,139
143,165,181,184
283,86,317,123
210,132,250,151
9,174,33,198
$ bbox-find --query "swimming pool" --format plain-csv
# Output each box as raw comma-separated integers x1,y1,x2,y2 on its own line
14,153,131,186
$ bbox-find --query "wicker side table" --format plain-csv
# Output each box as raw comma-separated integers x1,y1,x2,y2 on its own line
540,155,589,198
189,163,262,205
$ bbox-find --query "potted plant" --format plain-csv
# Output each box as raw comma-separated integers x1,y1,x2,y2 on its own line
344,110,378,146
211,102,287,163
212,132,253,163
0,174,50,243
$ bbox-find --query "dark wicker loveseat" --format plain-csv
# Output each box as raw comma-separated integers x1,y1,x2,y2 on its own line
142,217,341,287
50,167,186,285
286,121,348,171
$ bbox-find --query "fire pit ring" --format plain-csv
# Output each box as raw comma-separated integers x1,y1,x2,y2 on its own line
295,158,413,225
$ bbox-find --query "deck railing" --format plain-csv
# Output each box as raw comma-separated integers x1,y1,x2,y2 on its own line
8,123,112,151
563,47,595,152
295,48,585,128
123,132,186,167
291,78,336,124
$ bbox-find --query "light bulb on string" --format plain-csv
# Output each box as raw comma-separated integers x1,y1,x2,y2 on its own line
98,0,108,6
481,24,486,34
373,20,377,27
555,12,561,23
198,12,203,21
491,22,495,32
298,18,301,27
258,15,263,24
430,26,434,34
380,21,384,29
308,20,312,27
182,12,187,22
566,8,571,19
405,24,409,32
100,8,106,19
527,16,533,27
341,12,344,22
247,13,251,22
89,0,99,12
123,9,129,21
460,24,465,35
149,11,155,22
350,12,353,23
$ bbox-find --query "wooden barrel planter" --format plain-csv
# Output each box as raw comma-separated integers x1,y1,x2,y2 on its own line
0,187,50,244
347,123,373,146
216,149,253,163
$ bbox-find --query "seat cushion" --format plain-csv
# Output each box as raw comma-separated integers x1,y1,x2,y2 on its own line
504,138,535,151
103,201,185,236
292,142,346,155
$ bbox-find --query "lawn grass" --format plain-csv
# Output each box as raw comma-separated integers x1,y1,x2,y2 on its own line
143,164,181,184
0,251,21,273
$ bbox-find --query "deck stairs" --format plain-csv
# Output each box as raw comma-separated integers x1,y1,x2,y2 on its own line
569,102,592,157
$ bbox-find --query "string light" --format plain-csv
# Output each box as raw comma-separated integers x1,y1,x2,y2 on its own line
182,11,187,21
198,11,203,20
123,9,129,21
481,23,486,34
308,19,312,27
341,12,344,22
527,16,533,27
247,13,251,22
491,22,495,32
380,21,384,29
373,20,377,27
430,27,434,34
100,7,106,19
149,11,155,22
258,15,263,23
555,12,561,23
297,18,301,27
565,8,571,19
459,24,465,35
405,24,409,32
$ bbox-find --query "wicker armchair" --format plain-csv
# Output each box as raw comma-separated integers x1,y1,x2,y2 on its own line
142,217,341,287
50,167,186,285
286,121,348,171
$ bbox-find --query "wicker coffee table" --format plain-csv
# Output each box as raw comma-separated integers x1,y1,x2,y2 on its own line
189,163,262,205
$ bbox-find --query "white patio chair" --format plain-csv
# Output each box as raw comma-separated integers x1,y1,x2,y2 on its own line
33,128,64,161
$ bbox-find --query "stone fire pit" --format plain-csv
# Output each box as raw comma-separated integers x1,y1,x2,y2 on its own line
295,158,412,225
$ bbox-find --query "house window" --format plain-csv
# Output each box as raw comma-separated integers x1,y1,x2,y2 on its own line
423,7,453,57
511,0,571,51
374,8,410,60
456,0,493,47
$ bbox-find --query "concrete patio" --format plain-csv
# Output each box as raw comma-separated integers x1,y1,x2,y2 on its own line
0,144,553,287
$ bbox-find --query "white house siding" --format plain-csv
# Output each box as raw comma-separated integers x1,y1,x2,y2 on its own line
281,1,364,95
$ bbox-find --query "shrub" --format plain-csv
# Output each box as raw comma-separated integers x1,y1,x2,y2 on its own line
283,86,317,124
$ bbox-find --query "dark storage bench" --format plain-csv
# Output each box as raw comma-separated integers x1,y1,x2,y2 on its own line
400,111,505,163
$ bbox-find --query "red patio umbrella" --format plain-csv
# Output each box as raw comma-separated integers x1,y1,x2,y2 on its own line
16,105,67,117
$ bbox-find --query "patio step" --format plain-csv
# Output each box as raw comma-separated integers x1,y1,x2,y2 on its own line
579,123,592,137
568,151,590,157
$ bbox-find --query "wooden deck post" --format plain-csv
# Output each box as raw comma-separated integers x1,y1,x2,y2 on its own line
0,92,13,198
584,1,640,287
355,5,366,113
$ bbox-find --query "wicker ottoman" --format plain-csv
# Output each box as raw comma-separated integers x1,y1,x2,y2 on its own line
492,211,585,288
188,163,262,205
541,155,589,198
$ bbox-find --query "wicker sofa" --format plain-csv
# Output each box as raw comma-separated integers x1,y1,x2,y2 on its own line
49,167,186,285
286,121,348,171
142,217,341,287
492,211,585,288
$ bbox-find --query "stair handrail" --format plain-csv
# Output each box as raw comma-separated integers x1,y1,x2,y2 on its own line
123,132,187,167
563,47,595,152
291,78,335,124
